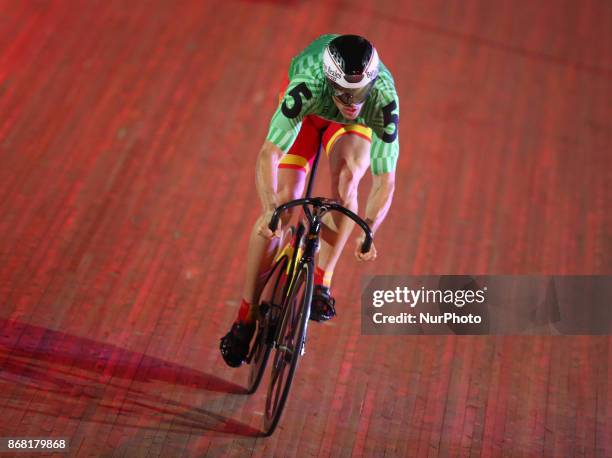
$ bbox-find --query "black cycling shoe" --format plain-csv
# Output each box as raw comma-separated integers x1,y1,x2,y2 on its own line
219,322,255,367
309,285,336,322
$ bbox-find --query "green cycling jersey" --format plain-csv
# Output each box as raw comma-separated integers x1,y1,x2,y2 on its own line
266,34,400,175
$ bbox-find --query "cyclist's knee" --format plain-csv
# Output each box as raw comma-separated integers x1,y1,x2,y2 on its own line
277,183,302,224
278,177,303,201
335,167,360,210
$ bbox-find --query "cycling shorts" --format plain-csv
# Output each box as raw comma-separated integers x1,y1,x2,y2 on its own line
278,115,372,174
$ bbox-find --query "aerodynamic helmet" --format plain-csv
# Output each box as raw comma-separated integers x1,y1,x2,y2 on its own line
323,34,379,105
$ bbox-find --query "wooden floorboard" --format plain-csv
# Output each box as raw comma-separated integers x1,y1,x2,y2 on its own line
0,0,610,456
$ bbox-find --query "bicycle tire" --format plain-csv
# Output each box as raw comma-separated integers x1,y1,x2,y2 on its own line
263,260,313,436
247,255,289,394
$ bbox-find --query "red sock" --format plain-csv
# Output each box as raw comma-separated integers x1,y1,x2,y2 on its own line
237,299,251,324
314,267,333,288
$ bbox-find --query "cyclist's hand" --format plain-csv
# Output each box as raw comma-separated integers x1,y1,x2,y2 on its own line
354,235,377,261
257,210,282,240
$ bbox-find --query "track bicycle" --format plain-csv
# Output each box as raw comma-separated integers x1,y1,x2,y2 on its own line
243,149,373,436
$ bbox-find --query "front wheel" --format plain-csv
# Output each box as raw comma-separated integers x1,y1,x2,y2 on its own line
263,261,313,436
247,255,289,394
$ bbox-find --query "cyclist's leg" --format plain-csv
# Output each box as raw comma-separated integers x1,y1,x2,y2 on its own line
220,168,306,367
239,169,306,317
311,124,371,320
319,124,371,269
220,117,320,367
238,116,321,322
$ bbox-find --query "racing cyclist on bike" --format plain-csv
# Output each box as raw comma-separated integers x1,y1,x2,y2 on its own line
220,34,400,367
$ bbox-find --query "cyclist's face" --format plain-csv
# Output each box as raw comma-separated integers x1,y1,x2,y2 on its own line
332,96,364,120
327,78,374,120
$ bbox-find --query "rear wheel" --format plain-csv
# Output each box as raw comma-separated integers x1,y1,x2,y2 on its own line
263,261,313,435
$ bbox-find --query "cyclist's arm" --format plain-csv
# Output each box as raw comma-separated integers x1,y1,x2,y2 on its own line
364,171,395,234
256,140,284,212
365,87,399,234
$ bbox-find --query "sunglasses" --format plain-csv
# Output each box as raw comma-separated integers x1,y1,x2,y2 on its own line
327,79,375,106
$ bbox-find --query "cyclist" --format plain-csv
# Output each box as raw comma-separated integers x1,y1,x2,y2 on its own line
220,34,399,367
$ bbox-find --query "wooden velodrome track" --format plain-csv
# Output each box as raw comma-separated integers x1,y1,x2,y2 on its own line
0,0,610,456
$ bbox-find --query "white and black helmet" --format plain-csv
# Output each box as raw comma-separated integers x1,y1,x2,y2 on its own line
323,35,379,105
